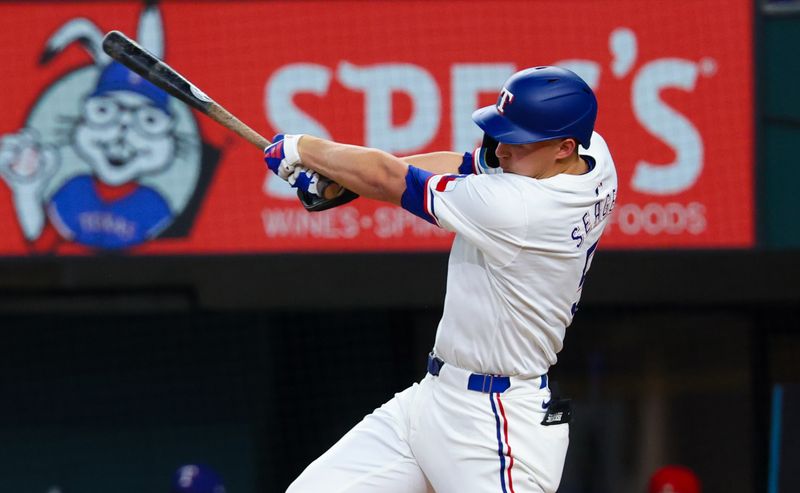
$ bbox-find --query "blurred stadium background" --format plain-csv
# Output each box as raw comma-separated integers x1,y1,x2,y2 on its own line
0,1,798,492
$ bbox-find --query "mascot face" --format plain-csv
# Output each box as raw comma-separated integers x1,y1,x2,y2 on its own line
74,90,176,186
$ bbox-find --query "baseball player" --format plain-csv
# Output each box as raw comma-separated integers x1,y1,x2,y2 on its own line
264,66,618,493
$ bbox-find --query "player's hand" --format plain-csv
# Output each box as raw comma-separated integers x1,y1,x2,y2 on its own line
264,132,359,211
287,166,329,197
264,133,303,181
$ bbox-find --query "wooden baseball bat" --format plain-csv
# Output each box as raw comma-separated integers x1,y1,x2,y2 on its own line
101,30,343,199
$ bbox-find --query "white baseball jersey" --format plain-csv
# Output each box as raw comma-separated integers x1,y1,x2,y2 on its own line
419,132,618,377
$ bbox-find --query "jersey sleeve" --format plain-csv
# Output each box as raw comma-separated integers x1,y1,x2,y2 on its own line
401,165,526,263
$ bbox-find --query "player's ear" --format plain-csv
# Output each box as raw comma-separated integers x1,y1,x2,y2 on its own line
555,138,577,159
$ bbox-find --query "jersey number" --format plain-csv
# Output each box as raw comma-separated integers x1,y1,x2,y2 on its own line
571,240,599,316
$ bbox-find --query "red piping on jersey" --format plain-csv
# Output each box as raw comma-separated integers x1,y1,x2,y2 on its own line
423,174,437,224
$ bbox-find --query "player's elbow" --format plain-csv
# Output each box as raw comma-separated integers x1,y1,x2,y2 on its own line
358,149,408,205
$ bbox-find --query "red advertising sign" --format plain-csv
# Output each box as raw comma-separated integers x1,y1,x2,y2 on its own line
0,1,753,255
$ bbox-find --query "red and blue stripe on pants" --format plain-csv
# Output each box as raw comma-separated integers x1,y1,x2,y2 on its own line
490,392,516,493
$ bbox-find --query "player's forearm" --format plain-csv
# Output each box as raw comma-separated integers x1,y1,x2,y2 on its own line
401,152,463,175
298,136,409,205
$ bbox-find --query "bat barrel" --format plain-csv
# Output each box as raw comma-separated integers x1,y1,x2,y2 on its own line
102,30,270,150
102,30,213,114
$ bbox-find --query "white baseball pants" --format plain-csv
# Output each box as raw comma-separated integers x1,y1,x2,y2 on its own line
286,360,568,493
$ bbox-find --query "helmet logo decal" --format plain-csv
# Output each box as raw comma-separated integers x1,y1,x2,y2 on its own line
496,87,515,114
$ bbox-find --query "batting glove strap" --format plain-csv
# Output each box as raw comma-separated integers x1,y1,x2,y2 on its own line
264,133,305,181
281,134,303,167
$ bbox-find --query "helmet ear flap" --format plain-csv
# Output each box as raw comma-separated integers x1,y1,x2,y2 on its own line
481,133,500,168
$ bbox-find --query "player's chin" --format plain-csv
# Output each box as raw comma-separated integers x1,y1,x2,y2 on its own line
498,163,513,174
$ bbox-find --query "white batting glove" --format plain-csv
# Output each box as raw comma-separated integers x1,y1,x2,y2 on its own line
264,133,304,181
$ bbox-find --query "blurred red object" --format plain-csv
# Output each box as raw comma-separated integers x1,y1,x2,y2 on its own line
648,465,701,493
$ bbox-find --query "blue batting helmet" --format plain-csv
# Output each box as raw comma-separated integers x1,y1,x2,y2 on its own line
171,464,226,493
472,66,597,147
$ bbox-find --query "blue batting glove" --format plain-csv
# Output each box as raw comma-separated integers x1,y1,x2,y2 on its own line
287,166,331,197
263,133,286,175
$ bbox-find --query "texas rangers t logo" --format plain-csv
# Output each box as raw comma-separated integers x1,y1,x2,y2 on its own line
497,87,514,113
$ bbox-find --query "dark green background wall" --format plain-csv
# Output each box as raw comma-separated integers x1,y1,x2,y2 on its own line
759,11,800,247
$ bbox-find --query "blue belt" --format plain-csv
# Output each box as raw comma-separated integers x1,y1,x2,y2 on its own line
427,353,547,394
